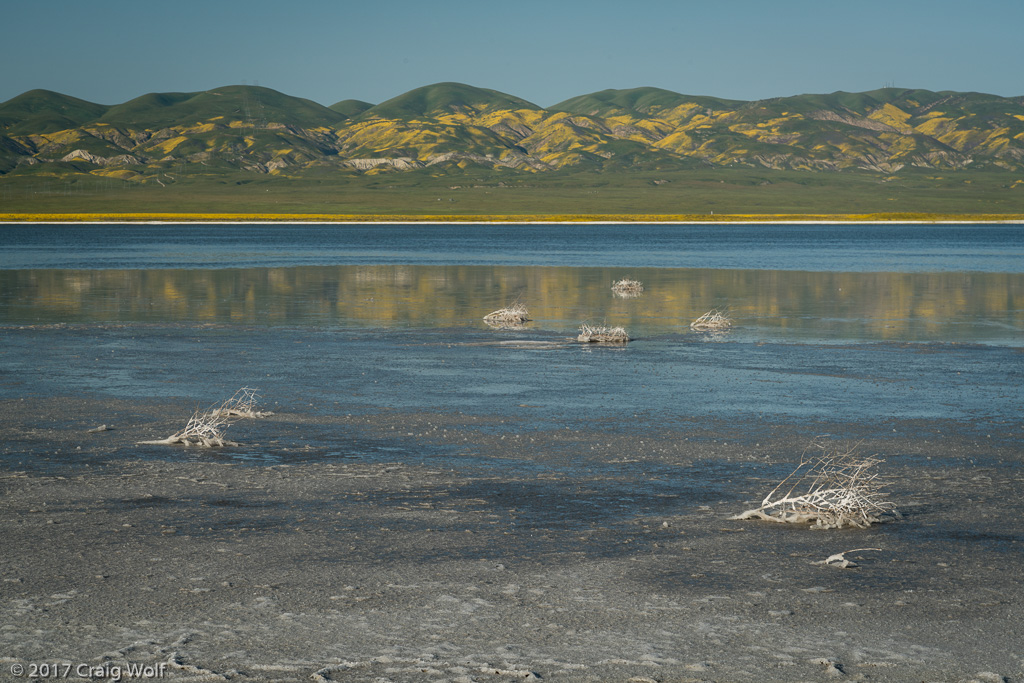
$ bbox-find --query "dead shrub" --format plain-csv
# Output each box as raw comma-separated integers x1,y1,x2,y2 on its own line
690,309,732,331
577,322,630,343
611,278,644,298
731,440,899,529
484,302,530,327
139,387,269,448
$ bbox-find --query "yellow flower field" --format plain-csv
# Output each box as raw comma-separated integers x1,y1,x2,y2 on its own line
2,213,1023,223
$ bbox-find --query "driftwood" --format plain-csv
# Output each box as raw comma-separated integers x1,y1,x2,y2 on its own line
483,302,530,327
731,440,899,529
690,309,732,331
577,323,630,343
139,387,269,448
812,548,882,569
611,278,644,298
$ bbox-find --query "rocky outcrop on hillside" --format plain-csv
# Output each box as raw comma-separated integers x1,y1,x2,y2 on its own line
60,149,142,166
809,110,901,133
341,157,424,171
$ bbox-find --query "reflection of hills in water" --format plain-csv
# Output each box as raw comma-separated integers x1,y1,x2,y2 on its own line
2,265,1022,343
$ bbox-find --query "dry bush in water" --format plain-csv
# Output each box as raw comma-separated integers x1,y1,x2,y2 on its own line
139,387,270,448
483,302,530,327
611,278,644,298
690,309,732,331
731,440,899,529
211,386,274,419
577,322,630,343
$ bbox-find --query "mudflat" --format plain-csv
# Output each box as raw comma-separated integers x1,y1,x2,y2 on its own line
1,390,1021,683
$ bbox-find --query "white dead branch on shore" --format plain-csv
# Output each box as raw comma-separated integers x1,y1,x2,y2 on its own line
813,547,882,569
577,322,630,343
690,309,733,331
138,387,269,448
611,278,644,298
139,407,236,448
483,302,530,327
731,440,899,529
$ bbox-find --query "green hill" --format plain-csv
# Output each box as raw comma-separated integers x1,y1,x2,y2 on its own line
1,83,1023,187
98,85,346,129
552,87,740,118
0,89,109,135
329,99,375,119
362,82,541,119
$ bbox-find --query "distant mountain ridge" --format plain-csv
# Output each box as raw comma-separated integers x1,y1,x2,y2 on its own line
2,82,1023,179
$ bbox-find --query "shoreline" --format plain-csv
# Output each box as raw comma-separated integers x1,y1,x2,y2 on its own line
3,212,1024,224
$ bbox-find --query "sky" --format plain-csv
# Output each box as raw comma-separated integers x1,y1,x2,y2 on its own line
3,0,1022,108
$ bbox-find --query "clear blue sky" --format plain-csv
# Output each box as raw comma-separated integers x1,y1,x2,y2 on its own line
3,0,1022,107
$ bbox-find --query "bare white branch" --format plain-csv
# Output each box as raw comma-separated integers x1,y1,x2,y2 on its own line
812,547,882,568
731,440,899,529
577,322,630,343
483,302,530,328
211,386,274,419
139,387,269,448
691,309,733,331
611,278,644,298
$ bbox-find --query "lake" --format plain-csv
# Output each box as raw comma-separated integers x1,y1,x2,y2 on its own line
1,222,1021,465
4,223,1023,683
1,223,1023,271
2,223,1023,344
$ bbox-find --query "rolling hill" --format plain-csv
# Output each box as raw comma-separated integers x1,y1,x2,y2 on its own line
0,89,110,135
1,82,1023,183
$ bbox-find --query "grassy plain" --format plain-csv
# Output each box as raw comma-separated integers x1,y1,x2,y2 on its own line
2,167,1023,221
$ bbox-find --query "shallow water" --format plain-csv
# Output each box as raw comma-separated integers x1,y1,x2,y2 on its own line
2,265,1022,344
2,223,1023,271
2,324,1019,435
1,223,1021,469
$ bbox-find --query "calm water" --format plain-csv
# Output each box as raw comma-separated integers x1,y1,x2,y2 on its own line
1,223,1021,460
1,223,1023,344
1,265,1022,344
1,223,1023,271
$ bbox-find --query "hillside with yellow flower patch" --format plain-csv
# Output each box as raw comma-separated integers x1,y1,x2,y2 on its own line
2,82,1024,186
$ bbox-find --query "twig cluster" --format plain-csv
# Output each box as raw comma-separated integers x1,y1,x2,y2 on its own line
611,278,644,298
483,302,530,328
211,386,274,419
139,387,269,448
577,323,630,343
690,309,732,331
731,440,899,529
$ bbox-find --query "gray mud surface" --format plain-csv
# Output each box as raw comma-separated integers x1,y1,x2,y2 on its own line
1,320,1023,682
1,391,1022,683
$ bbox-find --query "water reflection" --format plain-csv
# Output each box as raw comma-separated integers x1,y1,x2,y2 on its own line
1,265,1021,343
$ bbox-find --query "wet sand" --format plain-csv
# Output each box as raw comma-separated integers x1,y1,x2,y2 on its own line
1,392,1022,683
